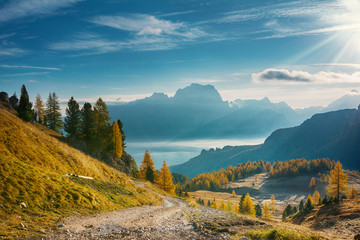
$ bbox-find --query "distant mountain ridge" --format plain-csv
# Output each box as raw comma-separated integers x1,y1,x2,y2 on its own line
171,107,360,177
108,83,360,140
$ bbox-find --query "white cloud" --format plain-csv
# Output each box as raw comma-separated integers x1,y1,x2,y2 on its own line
28,79,39,83
0,64,60,70
0,0,82,23
312,63,360,70
252,68,360,84
0,47,28,56
1,72,49,77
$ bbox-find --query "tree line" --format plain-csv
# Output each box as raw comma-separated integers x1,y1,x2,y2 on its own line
13,84,137,175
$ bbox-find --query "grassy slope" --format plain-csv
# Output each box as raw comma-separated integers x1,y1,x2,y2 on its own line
0,106,162,238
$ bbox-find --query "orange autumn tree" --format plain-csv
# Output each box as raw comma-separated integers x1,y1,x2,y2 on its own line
156,160,175,193
139,150,157,183
309,177,316,189
112,121,123,158
326,161,348,200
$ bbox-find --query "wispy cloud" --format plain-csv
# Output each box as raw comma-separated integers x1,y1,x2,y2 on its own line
252,68,360,84
0,0,82,23
0,33,16,39
1,72,49,77
0,47,28,56
0,64,61,70
28,79,39,83
50,14,209,54
311,63,360,70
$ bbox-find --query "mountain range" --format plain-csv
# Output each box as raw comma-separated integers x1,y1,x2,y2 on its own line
171,107,360,177
109,84,360,140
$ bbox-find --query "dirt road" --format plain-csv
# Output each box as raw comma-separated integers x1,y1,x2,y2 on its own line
47,181,241,239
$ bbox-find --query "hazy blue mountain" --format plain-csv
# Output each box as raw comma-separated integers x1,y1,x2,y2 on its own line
108,83,359,141
171,108,360,177
109,84,313,140
325,89,360,111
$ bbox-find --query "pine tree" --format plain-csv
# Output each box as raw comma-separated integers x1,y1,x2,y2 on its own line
239,194,246,213
34,94,45,123
93,98,111,148
139,150,157,182
232,190,236,197
112,121,123,158
309,177,316,189
299,199,304,211
326,161,348,200
304,197,313,213
80,102,95,140
117,119,126,149
312,190,321,205
263,202,271,220
18,84,33,122
64,96,81,137
156,160,174,193
255,204,262,218
175,183,182,197
320,174,327,182
45,92,63,133
207,200,211,207
242,193,255,216
270,194,276,214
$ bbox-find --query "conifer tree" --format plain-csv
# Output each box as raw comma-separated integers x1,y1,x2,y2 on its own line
93,98,111,148
270,194,276,214
326,161,348,200
45,92,63,133
175,183,182,197
112,121,123,158
320,174,327,182
312,190,321,205
232,190,236,197
239,194,246,213
156,160,174,193
349,186,358,199
220,200,226,210
117,119,126,149
255,204,262,218
80,102,95,140
211,200,219,209
304,197,313,212
263,202,271,220
18,84,33,122
234,204,239,214
64,97,81,137
226,200,232,212
242,193,255,216
299,199,304,211
139,150,157,182
309,177,316,189
34,94,45,123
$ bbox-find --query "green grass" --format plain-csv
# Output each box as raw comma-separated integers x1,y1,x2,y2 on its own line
239,228,323,240
0,107,162,238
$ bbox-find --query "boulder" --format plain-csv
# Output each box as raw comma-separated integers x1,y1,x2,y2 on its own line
0,92,9,103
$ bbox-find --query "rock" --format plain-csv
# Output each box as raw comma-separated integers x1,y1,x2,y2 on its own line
240,236,248,240
85,224,94,228
20,202,27,208
0,92,9,103
20,223,25,228
57,223,64,228
354,233,360,240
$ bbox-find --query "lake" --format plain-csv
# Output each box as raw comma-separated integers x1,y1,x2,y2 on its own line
126,138,266,169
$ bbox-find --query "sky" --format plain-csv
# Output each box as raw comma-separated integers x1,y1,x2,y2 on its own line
1,0,360,108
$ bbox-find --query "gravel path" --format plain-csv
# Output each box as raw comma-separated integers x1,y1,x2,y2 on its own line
47,181,245,239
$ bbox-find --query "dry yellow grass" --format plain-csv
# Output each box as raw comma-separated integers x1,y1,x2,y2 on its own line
189,190,242,208
0,106,162,238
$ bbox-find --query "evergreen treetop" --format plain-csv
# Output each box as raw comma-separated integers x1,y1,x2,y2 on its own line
18,84,33,122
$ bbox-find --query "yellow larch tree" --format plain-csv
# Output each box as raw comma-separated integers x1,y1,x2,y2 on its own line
312,190,320,205
220,200,226,210
263,202,272,220
112,121,123,158
326,161,348,199
34,94,45,123
348,186,358,199
309,177,316,189
138,150,157,182
270,195,276,214
234,204,239,214
156,160,175,193
225,200,232,212
242,193,255,217
232,190,236,197
211,200,219,209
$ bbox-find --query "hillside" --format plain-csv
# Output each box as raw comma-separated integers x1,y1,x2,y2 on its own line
0,106,162,238
172,108,360,177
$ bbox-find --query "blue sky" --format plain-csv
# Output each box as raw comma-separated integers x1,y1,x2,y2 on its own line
1,0,360,108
